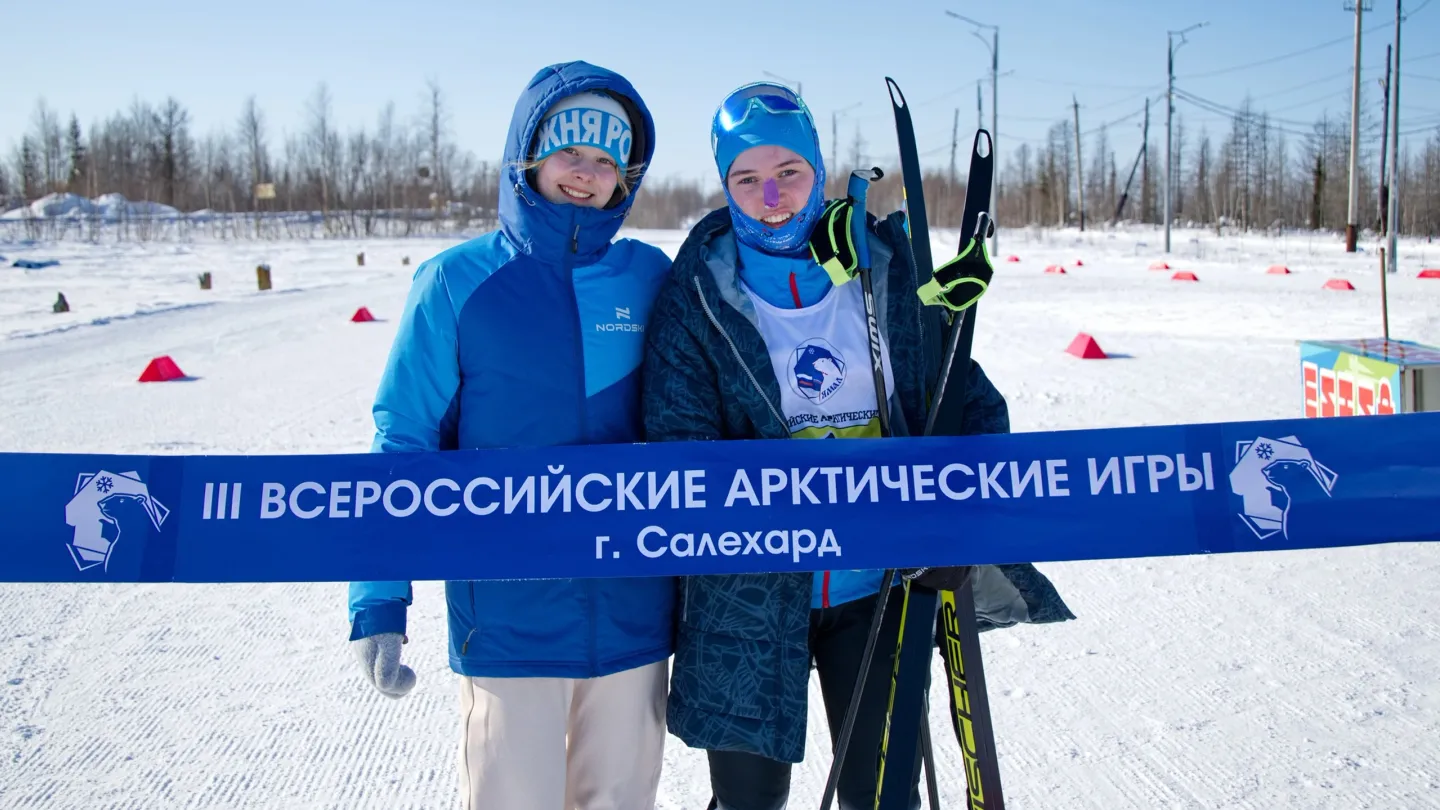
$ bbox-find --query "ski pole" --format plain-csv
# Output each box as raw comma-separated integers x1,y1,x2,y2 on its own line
845,166,891,438
819,167,897,810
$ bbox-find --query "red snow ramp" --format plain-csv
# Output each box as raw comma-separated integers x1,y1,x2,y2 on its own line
138,356,185,382
1172,271,1199,282
1324,279,1355,291
1149,261,1170,270
1044,264,1067,274
1065,333,1108,359
1419,269,1440,279
351,306,376,322
1006,255,1021,263
1267,265,1291,274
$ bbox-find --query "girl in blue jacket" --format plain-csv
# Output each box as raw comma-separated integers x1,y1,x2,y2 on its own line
642,82,1073,810
348,62,675,810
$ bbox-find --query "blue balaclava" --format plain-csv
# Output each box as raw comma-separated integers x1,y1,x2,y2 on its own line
712,82,827,257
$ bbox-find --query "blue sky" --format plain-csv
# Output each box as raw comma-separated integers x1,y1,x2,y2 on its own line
4,0,1439,185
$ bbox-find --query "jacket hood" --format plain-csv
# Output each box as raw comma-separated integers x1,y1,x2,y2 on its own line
500,61,657,266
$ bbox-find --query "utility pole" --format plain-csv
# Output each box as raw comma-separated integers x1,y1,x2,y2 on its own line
946,9,999,251
1167,22,1207,253
1142,98,1152,223
1379,44,1392,235
831,101,862,181
950,108,960,183
1074,95,1085,231
977,82,984,131
1386,0,1402,274
1345,0,1370,252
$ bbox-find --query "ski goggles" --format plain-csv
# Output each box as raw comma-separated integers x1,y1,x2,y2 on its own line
713,83,812,133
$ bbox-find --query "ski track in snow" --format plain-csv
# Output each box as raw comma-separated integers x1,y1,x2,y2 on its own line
2,226,1439,808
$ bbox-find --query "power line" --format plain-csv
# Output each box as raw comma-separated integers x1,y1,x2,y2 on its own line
1248,65,1379,102
1170,90,1323,138
1084,85,1168,113
1008,73,1158,91
1177,20,1396,80
1081,102,1155,137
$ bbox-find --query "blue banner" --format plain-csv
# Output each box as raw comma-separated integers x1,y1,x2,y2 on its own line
2,413,1438,584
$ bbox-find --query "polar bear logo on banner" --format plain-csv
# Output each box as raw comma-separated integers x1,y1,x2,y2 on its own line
64,470,169,572
1228,436,1337,541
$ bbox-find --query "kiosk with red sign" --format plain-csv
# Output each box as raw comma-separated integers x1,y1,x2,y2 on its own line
1300,338,1440,417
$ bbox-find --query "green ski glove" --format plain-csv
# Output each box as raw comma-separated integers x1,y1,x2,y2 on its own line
916,215,996,312
808,198,860,286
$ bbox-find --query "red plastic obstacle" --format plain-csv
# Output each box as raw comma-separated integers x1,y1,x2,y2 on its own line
1149,261,1170,270
138,356,185,382
1045,264,1067,274
1419,269,1440,279
1065,333,1108,359
1073,259,1085,267
1324,279,1355,291
1267,265,1291,274
1172,271,1199,282
351,306,376,322
1006,255,1021,262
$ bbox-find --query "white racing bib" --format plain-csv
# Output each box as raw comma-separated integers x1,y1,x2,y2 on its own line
743,280,896,439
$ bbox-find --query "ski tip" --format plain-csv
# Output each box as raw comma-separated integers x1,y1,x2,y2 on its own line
886,78,907,108
973,129,992,158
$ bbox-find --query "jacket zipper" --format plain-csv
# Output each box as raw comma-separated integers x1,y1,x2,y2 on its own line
692,276,786,432
566,217,599,673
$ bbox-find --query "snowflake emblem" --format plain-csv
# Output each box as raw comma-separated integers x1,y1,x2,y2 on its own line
1254,443,1274,460
95,476,114,493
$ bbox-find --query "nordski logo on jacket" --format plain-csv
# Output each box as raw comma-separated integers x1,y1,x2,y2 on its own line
1228,436,1336,541
64,470,169,572
596,305,643,332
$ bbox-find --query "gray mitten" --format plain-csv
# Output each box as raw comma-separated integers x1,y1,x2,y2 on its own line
352,632,417,698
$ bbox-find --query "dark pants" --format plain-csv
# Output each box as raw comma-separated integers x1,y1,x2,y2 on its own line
707,585,925,810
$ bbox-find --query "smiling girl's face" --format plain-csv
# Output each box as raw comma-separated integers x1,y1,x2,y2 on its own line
534,144,619,209
725,145,815,227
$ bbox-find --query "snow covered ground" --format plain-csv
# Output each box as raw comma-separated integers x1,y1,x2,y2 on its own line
1,223,1438,808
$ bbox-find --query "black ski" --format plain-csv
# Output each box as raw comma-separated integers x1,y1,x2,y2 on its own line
873,77,1004,810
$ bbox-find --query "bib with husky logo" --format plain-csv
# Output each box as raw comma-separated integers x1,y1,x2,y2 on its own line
743,279,895,439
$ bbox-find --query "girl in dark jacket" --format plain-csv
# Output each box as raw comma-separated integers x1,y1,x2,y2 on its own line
642,81,1073,810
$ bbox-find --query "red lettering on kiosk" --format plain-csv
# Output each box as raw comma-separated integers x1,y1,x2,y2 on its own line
1337,374,1355,416
1319,368,1337,417
1303,362,1319,417
1357,383,1375,415
1378,378,1396,415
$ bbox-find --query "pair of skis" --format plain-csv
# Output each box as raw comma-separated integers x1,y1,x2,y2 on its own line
819,78,1003,810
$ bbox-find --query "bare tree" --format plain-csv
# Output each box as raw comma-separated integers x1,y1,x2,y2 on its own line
238,96,268,210
153,97,191,209
421,79,450,207
17,137,41,200
307,83,338,227
30,100,65,193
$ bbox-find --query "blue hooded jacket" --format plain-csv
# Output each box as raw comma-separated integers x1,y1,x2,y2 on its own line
347,62,676,679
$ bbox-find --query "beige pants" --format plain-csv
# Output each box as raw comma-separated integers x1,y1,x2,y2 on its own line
457,659,668,810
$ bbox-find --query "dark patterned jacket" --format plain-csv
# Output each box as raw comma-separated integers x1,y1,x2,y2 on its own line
642,207,1074,763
